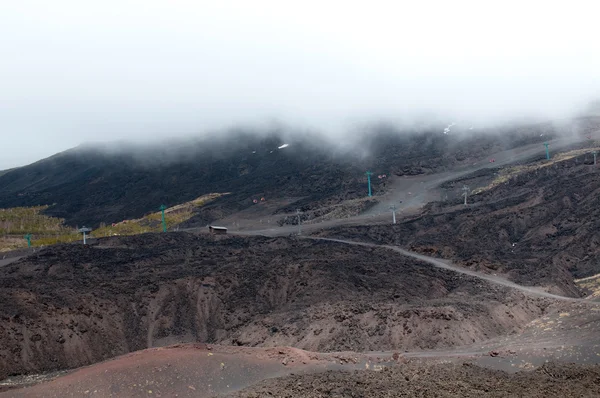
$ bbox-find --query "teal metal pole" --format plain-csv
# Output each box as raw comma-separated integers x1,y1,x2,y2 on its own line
544,142,550,160
24,233,31,247
160,205,167,232
366,171,373,197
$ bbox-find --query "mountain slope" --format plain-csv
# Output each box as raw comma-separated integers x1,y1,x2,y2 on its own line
0,233,549,379
317,148,600,295
1,119,596,227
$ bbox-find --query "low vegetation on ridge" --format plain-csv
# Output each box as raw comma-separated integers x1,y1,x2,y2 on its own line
473,146,600,195
0,193,222,251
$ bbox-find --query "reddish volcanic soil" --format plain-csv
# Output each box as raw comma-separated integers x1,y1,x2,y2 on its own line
2,344,344,397
5,342,600,397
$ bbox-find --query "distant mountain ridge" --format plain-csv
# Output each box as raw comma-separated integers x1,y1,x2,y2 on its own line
1,119,597,227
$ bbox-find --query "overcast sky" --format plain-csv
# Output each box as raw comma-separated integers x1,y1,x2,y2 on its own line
1,0,599,169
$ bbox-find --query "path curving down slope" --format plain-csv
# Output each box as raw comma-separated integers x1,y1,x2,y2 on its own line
305,237,592,303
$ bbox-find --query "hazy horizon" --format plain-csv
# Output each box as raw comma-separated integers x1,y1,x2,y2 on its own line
2,1,599,169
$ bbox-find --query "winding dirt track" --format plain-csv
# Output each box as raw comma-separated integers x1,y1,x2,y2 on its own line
0,257,21,267
305,237,592,303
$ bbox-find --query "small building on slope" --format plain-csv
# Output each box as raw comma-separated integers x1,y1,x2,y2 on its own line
208,225,228,235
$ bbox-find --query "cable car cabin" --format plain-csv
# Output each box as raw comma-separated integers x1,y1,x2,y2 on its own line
208,226,228,235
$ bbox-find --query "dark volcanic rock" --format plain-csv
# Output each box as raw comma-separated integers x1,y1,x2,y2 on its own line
0,232,549,379
0,119,586,227
317,152,600,295
232,361,600,398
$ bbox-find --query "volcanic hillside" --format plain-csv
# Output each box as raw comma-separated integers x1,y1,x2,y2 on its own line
2,118,595,228
0,232,553,380
316,148,600,296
